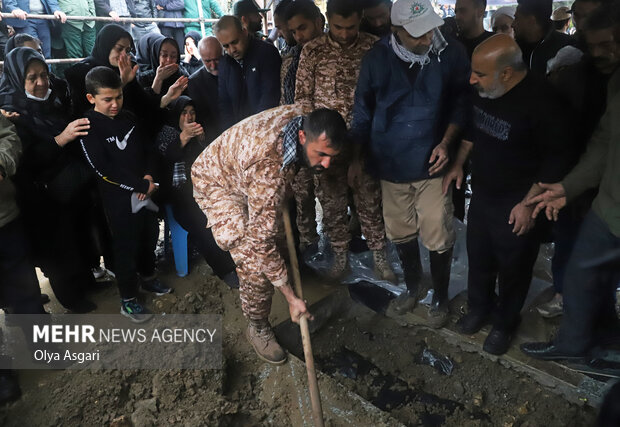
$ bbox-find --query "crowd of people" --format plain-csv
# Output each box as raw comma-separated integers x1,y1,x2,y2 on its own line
0,0,619,410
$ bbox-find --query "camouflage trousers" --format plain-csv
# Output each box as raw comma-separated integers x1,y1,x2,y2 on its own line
292,163,386,252
200,189,279,324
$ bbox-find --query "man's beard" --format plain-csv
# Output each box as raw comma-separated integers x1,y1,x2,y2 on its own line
301,145,326,173
475,78,506,99
369,24,391,37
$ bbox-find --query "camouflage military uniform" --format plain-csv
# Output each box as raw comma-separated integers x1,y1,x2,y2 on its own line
293,32,386,252
192,105,305,323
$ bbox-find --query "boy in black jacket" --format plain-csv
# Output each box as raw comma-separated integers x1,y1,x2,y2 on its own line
80,66,172,323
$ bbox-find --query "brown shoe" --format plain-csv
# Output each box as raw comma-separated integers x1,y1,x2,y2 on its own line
246,324,287,365
327,250,348,279
373,249,397,282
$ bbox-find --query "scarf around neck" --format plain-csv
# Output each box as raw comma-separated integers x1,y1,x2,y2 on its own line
390,28,447,69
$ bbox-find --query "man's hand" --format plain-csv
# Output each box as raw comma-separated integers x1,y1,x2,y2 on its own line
156,5,164,10
118,52,138,86
442,165,463,195
56,118,90,146
525,182,567,221
288,296,314,324
12,9,27,20
54,10,67,23
109,11,120,21
508,202,535,236
429,141,449,176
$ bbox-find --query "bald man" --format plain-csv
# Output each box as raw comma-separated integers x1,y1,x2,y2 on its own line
443,34,574,355
215,15,281,129
187,36,224,142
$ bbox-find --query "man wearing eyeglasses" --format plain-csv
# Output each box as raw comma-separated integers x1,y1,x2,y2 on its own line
187,36,224,143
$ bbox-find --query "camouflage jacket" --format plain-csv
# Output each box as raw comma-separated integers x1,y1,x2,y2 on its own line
192,104,306,288
294,32,378,126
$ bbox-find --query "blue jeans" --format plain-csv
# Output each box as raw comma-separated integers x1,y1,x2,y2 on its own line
556,210,620,354
16,19,51,58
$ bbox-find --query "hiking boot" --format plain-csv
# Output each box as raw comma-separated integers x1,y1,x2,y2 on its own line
246,323,287,365
141,277,173,296
536,294,563,318
120,299,153,323
327,250,348,279
373,249,397,282
391,289,418,315
427,301,450,329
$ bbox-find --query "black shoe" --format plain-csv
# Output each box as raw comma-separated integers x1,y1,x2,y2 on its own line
456,311,489,335
520,341,586,361
483,327,513,355
0,371,21,404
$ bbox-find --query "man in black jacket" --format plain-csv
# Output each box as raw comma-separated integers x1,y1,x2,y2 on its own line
512,0,575,76
214,15,281,130
187,36,223,143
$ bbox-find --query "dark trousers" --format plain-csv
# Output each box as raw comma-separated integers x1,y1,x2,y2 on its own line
466,194,540,332
160,27,185,53
556,210,620,354
0,218,44,314
106,208,158,300
16,20,51,58
169,190,236,278
20,195,96,309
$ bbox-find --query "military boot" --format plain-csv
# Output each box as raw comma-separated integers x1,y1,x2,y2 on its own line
327,250,348,279
426,248,453,329
392,239,423,314
246,322,287,365
373,249,397,282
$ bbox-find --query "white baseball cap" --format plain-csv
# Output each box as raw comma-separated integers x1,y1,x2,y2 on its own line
391,0,445,38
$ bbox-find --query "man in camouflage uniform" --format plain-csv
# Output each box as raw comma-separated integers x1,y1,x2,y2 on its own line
192,105,347,365
294,0,395,281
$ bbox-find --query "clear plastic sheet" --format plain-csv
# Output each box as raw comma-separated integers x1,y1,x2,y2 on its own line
302,220,471,302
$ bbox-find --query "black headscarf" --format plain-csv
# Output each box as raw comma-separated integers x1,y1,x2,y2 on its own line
0,47,65,124
167,96,194,130
184,31,202,48
89,24,134,68
136,33,181,72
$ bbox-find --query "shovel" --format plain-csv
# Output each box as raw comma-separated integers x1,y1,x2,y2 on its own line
282,205,325,427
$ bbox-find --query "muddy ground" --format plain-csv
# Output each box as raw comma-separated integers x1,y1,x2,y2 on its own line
0,255,599,426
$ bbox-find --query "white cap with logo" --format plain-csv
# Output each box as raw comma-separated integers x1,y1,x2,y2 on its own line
391,0,445,38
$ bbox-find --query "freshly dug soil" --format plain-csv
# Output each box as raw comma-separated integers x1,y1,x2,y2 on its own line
0,259,599,426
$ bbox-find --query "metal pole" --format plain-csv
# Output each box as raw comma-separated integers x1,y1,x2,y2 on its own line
196,0,207,38
0,12,218,23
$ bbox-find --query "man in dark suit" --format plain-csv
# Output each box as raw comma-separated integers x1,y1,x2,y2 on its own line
2,0,67,58
214,15,281,129
187,36,224,143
